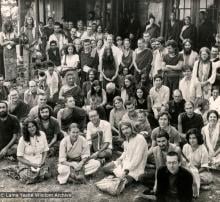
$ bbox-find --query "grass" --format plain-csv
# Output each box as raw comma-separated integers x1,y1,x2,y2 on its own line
0,158,220,202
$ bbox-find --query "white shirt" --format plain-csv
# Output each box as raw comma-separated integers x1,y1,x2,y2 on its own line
86,120,112,149
209,96,220,114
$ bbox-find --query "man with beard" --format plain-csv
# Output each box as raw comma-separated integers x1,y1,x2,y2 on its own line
180,39,198,67
135,130,181,200
36,105,61,156
0,101,20,159
24,80,45,108
28,94,52,120
8,89,30,122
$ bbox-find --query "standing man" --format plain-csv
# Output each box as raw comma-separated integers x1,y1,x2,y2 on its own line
0,101,20,159
156,151,193,202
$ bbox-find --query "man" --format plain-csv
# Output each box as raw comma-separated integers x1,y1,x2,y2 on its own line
48,21,68,51
167,89,185,128
151,37,167,78
145,15,160,39
76,20,84,38
57,96,87,134
81,26,95,41
74,38,83,54
28,94,51,120
44,17,54,40
178,101,204,144
136,130,181,200
59,70,84,107
209,86,220,114
179,65,200,102
143,32,151,49
24,80,45,108
80,39,99,83
47,40,61,67
121,100,138,125
0,101,20,159
149,74,170,119
133,38,153,83
36,105,60,155
198,11,216,50
162,40,183,93
45,61,62,107
105,82,120,117
68,27,77,43
86,110,112,161
180,39,198,67
156,151,193,202
211,45,220,88
8,89,30,122
0,75,9,101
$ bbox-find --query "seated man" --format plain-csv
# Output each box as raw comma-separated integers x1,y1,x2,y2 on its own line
167,89,185,128
8,89,30,122
103,121,148,187
28,94,52,120
35,105,61,156
24,80,45,108
122,99,139,125
138,130,181,193
86,110,112,162
156,151,193,202
149,74,170,119
57,123,100,184
57,96,87,135
209,86,220,114
0,101,20,159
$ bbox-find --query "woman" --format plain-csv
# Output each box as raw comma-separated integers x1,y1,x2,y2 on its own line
109,96,126,135
103,121,148,186
191,47,216,100
121,74,136,103
120,39,133,74
20,17,38,81
61,44,80,85
183,128,212,194
100,47,119,88
116,36,123,50
202,110,220,167
87,80,107,107
180,16,196,48
0,20,17,81
135,87,150,110
96,39,103,56
57,123,100,184
82,69,98,102
95,25,104,41
17,119,50,184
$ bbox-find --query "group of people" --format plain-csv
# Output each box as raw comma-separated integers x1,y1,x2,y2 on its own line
0,9,220,202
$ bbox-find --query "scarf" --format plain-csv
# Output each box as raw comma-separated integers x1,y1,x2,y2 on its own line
203,122,220,155
45,70,59,97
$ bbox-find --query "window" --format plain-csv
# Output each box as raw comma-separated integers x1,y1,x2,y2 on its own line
179,0,191,20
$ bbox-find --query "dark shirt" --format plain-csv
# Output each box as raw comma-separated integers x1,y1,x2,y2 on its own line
47,48,61,66
36,117,60,143
0,114,20,150
106,89,121,106
156,166,193,202
168,99,185,127
179,112,204,133
0,85,9,101
166,20,182,43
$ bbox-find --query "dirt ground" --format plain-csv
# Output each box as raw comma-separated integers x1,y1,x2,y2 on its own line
0,158,220,202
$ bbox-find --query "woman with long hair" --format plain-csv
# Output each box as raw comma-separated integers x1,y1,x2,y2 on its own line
100,46,119,88
0,20,17,81
61,43,80,85
121,74,136,103
17,119,50,184
87,80,107,107
202,110,220,168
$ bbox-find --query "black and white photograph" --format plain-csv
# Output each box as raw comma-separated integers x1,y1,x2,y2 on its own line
0,0,220,201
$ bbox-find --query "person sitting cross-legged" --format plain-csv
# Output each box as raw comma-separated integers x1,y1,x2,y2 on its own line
86,109,112,163
57,123,100,184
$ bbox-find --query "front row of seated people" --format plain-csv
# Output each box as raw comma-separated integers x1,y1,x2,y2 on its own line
0,98,218,201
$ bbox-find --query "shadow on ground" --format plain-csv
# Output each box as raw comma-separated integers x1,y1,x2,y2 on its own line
0,158,220,202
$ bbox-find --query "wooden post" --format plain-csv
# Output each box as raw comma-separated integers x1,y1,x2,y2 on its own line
43,0,46,25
